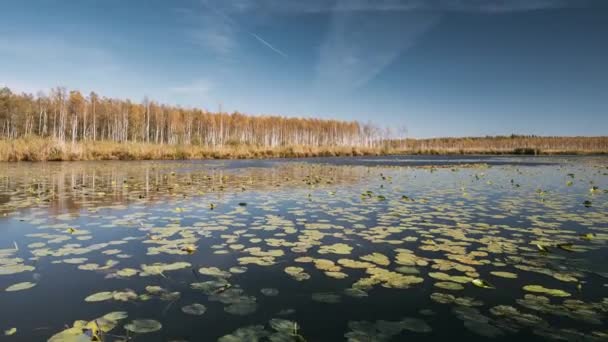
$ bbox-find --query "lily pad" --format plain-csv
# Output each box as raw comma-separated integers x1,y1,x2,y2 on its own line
182,303,207,316
5,282,36,292
124,319,162,333
523,285,571,297
85,291,114,302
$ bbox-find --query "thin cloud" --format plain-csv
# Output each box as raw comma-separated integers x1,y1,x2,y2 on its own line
189,27,236,55
184,0,288,58
0,34,112,63
314,3,439,92
169,79,213,95
250,33,287,58
185,4,237,56
210,0,588,14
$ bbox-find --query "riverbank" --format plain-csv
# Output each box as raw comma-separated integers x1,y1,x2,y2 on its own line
1,137,606,161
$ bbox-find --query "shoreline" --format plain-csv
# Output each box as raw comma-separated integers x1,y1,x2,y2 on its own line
1,138,606,162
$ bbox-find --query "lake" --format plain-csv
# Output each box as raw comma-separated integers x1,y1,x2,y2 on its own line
0,156,606,341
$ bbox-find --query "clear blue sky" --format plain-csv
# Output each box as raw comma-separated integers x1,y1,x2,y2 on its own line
1,0,607,137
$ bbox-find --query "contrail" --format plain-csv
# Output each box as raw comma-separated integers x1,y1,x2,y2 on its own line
201,1,288,58
250,33,288,58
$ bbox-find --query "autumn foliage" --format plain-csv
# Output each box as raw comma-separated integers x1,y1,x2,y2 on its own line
0,86,606,161
0,86,377,148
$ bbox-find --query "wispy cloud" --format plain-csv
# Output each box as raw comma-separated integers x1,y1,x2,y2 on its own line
0,34,113,64
0,33,120,94
184,5,237,56
250,33,287,58
182,1,288,58
189,26,236,56
209,0,586,14
169,79,213,96
314,3,439,92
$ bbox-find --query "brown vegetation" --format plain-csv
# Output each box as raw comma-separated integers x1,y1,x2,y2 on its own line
389,135,608,155
0,86,380,147
0,137,384,162
0,86,606,161
1,136,606,162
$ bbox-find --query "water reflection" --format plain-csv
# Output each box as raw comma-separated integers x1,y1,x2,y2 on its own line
0,161,370,216
0,157,606,341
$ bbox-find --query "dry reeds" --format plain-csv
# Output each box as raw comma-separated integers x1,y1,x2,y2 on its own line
1,136,606,162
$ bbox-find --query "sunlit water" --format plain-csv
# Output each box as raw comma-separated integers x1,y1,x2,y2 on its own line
0,156,607,341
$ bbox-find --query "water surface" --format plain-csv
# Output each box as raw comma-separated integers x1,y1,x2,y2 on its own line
0,156,607,341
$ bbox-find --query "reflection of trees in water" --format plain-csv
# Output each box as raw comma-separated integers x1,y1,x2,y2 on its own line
0,161,368,216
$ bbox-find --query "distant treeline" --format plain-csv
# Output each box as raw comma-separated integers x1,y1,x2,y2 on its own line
0,86,382,148
0,86,606,161
390,135,608,155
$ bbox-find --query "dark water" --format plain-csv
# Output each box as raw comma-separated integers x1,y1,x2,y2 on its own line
0,156,606,341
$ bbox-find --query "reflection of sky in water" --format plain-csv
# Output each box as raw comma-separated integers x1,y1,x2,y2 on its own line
0,156,606,341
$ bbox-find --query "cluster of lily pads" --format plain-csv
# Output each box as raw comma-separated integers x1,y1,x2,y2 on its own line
0,159,606,341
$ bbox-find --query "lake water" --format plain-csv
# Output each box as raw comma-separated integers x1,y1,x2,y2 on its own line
0,156,607,341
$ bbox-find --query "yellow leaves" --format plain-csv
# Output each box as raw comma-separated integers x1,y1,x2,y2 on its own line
431,259,476,273
124,319,162,334
536,244,550,252
318,243,352,255
358,267,424,289
360,252,390,266
180,245,197,254
312,259,341,272
245,247,284,257
395,251,428,267
325,271,348,279
522,285,571,297
238,256,276,266
294,256,314,263
5,282,36,292
199,267,231,278
284,266,310,281
140,262,191,276
472,279,495,289
552,273,578,283
48,312,128,341
5,152,608,342
116,268,138,277
434,281,464,291
85,290,138,303
84,320,101,341
490,271,518,279
429,272,473,284
337,259,375,269
4,328,16,336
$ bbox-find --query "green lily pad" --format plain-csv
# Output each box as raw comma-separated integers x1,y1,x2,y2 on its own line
182,303,207,316
124,319,162,333
5,282,36,292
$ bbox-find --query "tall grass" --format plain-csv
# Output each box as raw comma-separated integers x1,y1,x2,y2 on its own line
0,137,378,162
1,136,606,162
390,136,608,155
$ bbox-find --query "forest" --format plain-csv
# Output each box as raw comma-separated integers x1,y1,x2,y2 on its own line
0,86,606,161
0,86,377,148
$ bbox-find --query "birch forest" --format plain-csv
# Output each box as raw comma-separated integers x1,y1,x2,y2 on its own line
1,86,606,159
0,86,383,148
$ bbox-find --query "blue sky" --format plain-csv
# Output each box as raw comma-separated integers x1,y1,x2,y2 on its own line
1,0,607,137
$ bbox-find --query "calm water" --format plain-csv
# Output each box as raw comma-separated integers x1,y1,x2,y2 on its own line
0,156,607,341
